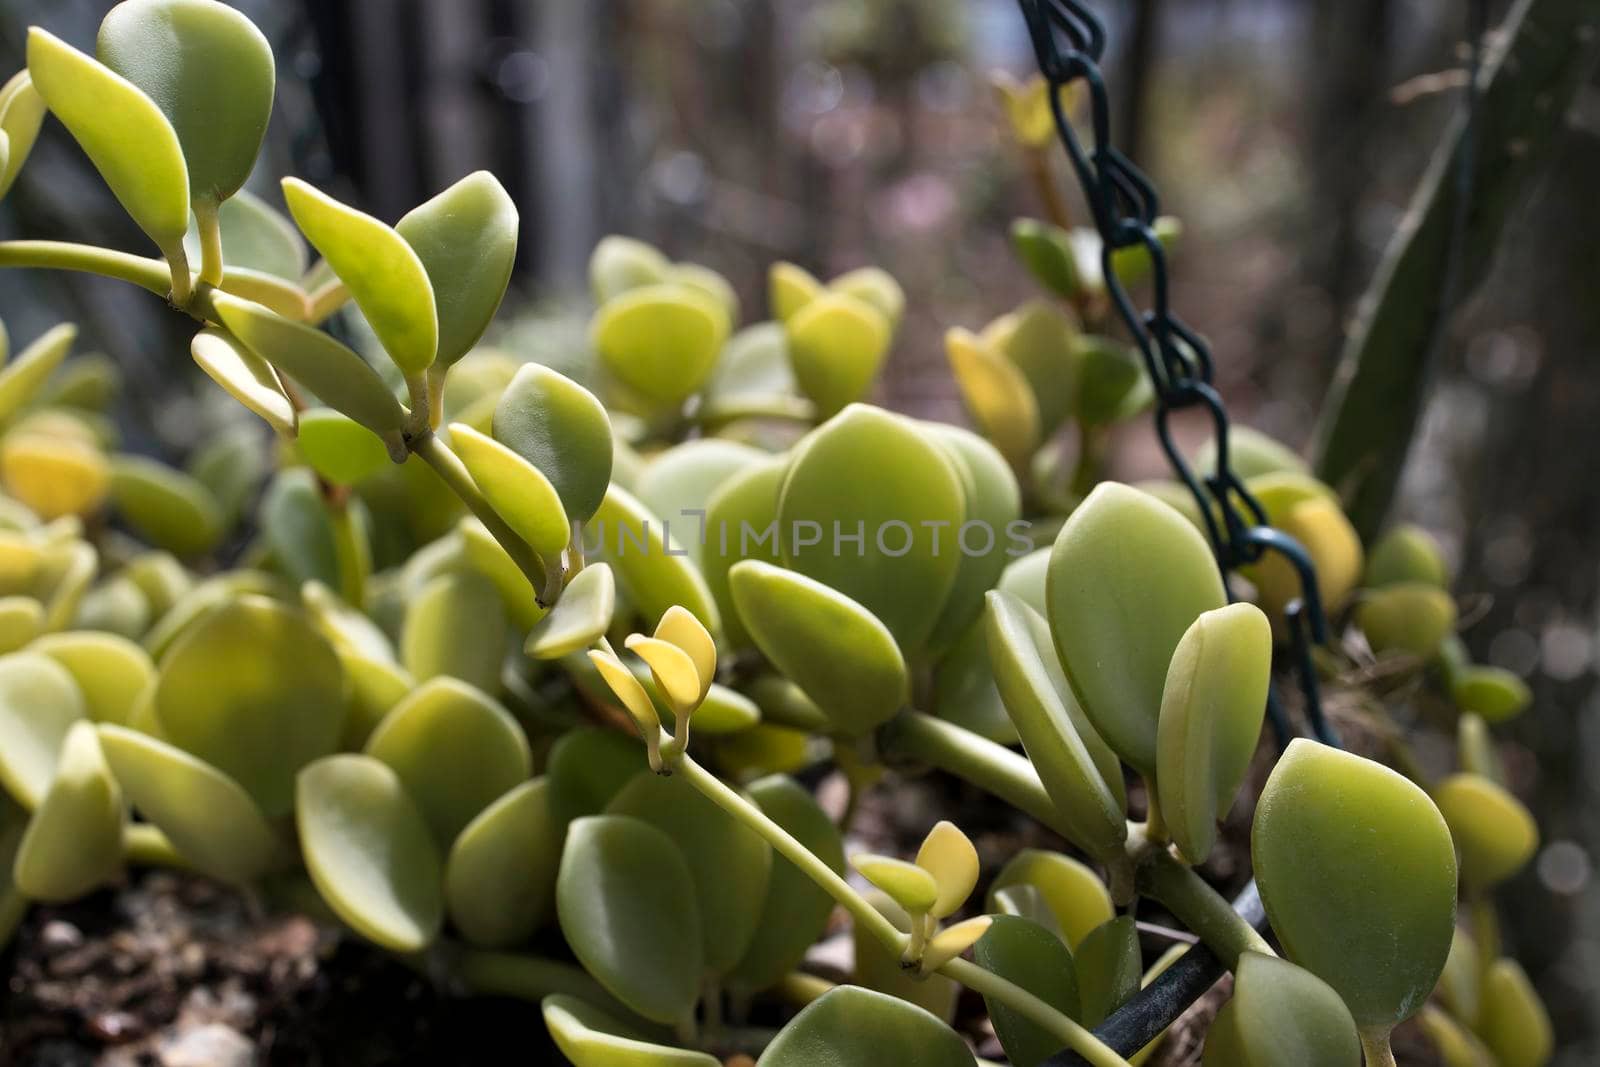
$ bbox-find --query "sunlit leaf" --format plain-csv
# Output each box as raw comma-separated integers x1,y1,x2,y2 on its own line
525,563,615,659
593,283,729,405
757,986,975,1067
297,408,393,486
542,994,719,1067
854,853,939,914
186,190,306,280
590,235,669,304
449,422,570,555
945,326,1040,473
1356,582,1457,659
0,72,47,197
12,721,122,900
784,292,890,418
401,571,506,694
494,363,613,524
768,262,822,323
31,630,153,727
0,651,86,808
988,850,1113,951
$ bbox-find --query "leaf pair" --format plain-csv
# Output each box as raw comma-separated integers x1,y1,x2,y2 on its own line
769,263,903,417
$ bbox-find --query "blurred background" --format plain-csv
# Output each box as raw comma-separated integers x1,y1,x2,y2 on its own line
1,0,1596,1061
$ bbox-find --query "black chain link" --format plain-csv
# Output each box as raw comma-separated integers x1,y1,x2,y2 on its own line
1018,0,1339,748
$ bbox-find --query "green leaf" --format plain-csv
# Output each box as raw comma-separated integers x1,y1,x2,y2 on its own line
726,775,844,992
187,426,267,528
187,190,307,280
591,484,720,638
297,408,393,486
608,770,772,975
0,596,42,653
449,422,570,555
0,651,86,808
1451,665,1530,723
31,631,154,727
213,293,406,436
525,562,615,659
0,72,48,198
1478,959,1552,1067
700,456,787,649
282,178,438,375
1414,1004,1498,1067
445,778,560,948
1193,425,1308,481
1010,218,1081,301
97,723,280,883
729,560,906,736
494,363,614,523
1435,926,1481,1027
1364,524,1448,588
590,235,670,304
986,591,1126,860
784,292,891,418
987,300,1080,435
932,616,1017,745
593,283,730,405
1252,739,1456,1031
1356,582,1457,659
543,994,720,1067
154,593,346,816
1075,916,1141,1026
296,753,444,952
945,326,1041,473
109,455,224,558
456,517,545,630
1073,336,1151,425
0,323,77,425
668,262,740,324
830,266,904,328
1205,952,1361,1067
558,814,703,1025
364,676,529,848
768,262,822,323
777,406,966,652
1156,602,1272,865
997,546,1050,615
635,439,764,564
974,915,1081,1067
401,571,506,694
12,721,122,900
757,986,975,1067
988,849,1113,951
97,0,273,205
26,28,189,251
1432,773,1538,892
545,726,645,828
190,327,297,436
924,424,1023,652
1047,481,1226,776
395,171,518,370
259,468,343,592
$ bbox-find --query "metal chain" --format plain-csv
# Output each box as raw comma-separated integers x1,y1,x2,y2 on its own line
1017,0,1339,748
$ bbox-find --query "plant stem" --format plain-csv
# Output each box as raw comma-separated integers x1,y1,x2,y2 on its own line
1358,1027,1398,1067
671,753,1133,1067
328,498,367,607
1468,893,1500,969
772,971,834,1008
0,239,171,293
412,431,552,606
194,199,225,287
1142,783,1168,845
1135,848,1272,969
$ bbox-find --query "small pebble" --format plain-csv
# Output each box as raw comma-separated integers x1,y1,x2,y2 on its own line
161,1023,256,1067
38,920,83,953
88,1010,144,1043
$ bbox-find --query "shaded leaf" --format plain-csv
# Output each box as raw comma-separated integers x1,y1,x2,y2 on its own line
756,986,974,1067
13,721,122,900
446,777,560,948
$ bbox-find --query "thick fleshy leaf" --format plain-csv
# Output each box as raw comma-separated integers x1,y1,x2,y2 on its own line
401,571,506,693
0,323,76,424
395,171,517,370
1432,773,1537,892
707,322,798,403
778,405,966,651
593,283,729,405
1193,426,1307,481
213,293,406,436
557,814,703,1025
831,266,904,327
921,915,994,973
0,651,86,808
365,677,530,847
0,597,42,653
1364,524,1447,588
973,915,1081,1067
12,721,122,900
1451,665,1530,723
635,439,763,563
260,468,343,592
587,650,661,737
1415,1004,1498,1067
1010,217,1080,299
784,292,890,418
297,408,392,486
608,770,771,974
449,422,570,555
997,547,1050,615
757,986,975,1067
925,424,1023,651
494,363,613,524
1357,582,1458,659
1073,336,1151,425
1436,927,1482,1027
0,72,47,197
154,594,345,816
986,591,1126,860
26,29,189,251
191,328,296,435
932,616,1017,744
590,484,720,637
916,821,979,920
97,0,273,205
524,563,615,659
1478,959,1552,1067
1248,496,1363,617
590,235,669,304
189,190,307,280
339,652,410,750
97,723,279,883
946,327,1041,472
1156,603,1272,865
1047,482,1226,776
729,560,906,735
854,854,939,914
726,775,844,993
0,434,109,520
669,262,739,324
768,262,822,323
1075,916,1141,1026
1204,952,1361,1067
700,456,786,649
988,850,1113,951
456,517,544,630
109,455,224,558
445,778,560,948
653,605,715,703
542,994,720,1067
544,727,647,828
31,631,153,727
282,178,438,374
1253,739,1457,1031
985,301,1080,435
296,754,443,952
624,635,699,717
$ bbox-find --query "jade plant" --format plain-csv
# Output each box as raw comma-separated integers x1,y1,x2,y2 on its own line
0,5,1555,1066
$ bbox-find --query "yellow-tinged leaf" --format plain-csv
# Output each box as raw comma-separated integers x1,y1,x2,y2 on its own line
587,649,660,735
282,177,438,375
1479,959,1552,1067
653,604,715,702
769,261,822,322
30,631,153,727
448,422,570,555
523,563,615,659
785,291,891,418
920,915,993,973
623,634,701,717
0,596,42,652
190,328,296,435
946,326,1041,471
915,820,979,920
1432,773,1538,891
592,283,729,405
0,434,109,520
13,720,122,900
0,71,47,197
0,323,76,424
853,853,939,914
